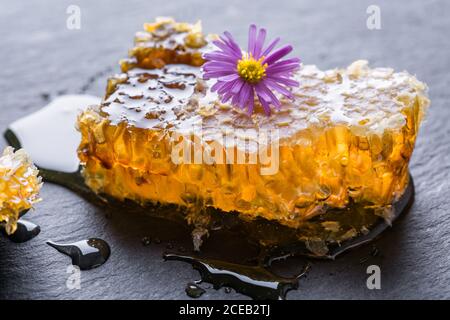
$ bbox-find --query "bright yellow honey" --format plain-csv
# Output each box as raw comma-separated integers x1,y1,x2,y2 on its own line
0,147,42,234
77,18,429,229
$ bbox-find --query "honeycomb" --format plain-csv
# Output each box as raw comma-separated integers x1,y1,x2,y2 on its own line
77,18,429,229
0,147,42,234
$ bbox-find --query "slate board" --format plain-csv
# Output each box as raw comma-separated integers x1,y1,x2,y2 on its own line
1,0,450,299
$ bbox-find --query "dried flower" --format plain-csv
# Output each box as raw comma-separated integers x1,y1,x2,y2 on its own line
203,24,300,115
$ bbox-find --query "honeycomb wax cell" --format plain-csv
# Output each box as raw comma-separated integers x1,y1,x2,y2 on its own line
77,18,429,229
0,147,42,234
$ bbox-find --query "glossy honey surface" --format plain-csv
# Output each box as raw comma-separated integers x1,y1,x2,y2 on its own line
77,18,429,228
0,147,42,234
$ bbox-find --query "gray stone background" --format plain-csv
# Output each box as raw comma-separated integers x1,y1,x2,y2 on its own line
0,0,449,299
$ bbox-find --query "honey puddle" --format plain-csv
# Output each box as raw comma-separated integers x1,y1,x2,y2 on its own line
3,95,414,299
47,238,111,270
7,94,100,173
1,219,40,243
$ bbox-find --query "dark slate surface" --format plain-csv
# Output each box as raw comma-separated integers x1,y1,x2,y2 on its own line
1,0,449,299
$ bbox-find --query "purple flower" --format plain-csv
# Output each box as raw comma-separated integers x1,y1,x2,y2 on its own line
202,24,300,115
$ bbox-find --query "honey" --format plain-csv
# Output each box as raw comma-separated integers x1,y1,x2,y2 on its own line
0,147,42,234
77,18,429,229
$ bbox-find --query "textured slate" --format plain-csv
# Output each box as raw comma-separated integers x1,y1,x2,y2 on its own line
1,0,449,300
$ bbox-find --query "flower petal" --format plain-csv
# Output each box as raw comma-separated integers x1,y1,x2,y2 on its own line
248,24,257,55
264,78,293,98
218,73,240,82
266,75,299,87
217,79,238,95
238,83,252,108
253,28,267,59
223,31,241,54
263,45,293,65
203,64,236,74
203,60,237,70
203,52,239,63
257,94,272,115
211,80,226,92
261,37,280,57
203,70,236,79
247,94,255,114
266,63,300,75
266,57,301,69
213,40,242,59
230,78,245,94
219,36,242,57
221,92,233,103
256,82,281,108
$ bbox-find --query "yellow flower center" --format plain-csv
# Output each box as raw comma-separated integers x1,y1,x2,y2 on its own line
237,54,268,84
